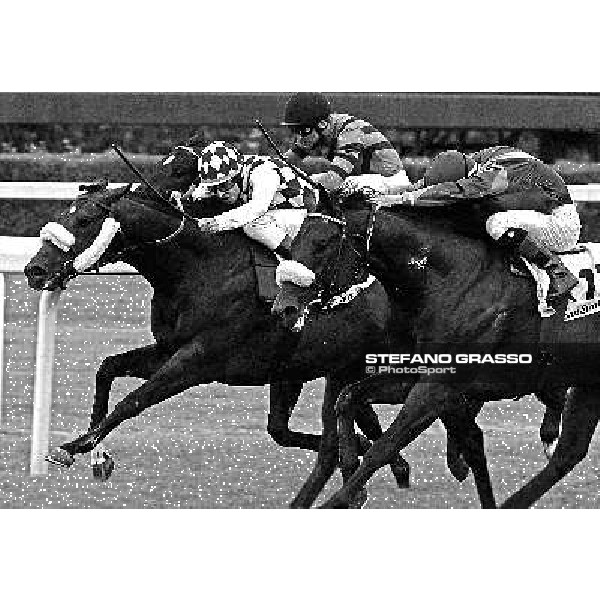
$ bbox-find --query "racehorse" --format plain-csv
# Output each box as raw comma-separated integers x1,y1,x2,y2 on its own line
273,193,586,508
23,167,430,497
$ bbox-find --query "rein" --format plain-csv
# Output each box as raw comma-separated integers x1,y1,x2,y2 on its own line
43,188,193,290
302,204,378,307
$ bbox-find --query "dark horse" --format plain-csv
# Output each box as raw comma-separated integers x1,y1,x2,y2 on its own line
24,171,432,496
273,196,586,508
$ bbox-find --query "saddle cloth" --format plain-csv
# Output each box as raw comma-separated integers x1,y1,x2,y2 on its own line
250,243,281,304
249,210,309,304
523,242,600,321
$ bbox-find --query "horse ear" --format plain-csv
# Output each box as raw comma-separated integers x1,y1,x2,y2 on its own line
108,188,132,222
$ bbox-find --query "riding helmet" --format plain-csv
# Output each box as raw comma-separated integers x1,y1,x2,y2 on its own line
198,141,243,186
424,150,475,186
281,93,332,129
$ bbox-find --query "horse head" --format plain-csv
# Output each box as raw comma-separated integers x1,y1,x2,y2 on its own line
24,141,218,292
24,184,135,291
271,193,373,329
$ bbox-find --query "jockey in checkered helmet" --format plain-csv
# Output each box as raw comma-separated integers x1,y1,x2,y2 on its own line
197,141,244,201
191,141,320,288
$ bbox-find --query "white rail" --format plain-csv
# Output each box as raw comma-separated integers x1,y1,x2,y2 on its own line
1,182,600,201
0,234,137,475
0,182,127,199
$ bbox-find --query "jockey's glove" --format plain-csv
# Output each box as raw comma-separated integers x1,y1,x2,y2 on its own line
195,217,220,233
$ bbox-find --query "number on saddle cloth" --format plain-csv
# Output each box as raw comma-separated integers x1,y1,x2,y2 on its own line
519,243,600,321
559,244,600,321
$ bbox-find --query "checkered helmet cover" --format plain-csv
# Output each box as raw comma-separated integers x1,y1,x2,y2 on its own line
199,142,243,186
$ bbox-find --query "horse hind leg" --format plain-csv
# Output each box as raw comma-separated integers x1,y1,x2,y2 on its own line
320,382,448,508
537,384,571,458
335,376,415,505
352,392,411,488
351,376,414,488
267,380,321,452
336,385,363,485
502,386,600,509
445,428,470,483
441,405,496,509
290,377,348,508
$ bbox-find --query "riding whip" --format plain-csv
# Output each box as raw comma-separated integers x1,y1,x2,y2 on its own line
254,119,326,195
111,144,168,203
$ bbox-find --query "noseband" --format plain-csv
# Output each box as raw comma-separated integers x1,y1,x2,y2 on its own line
42,188,192,290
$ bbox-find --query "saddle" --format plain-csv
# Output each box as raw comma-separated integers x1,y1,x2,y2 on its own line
250,243,280,304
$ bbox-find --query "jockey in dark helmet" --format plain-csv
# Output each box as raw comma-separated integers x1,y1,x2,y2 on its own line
192,141,318,286
281,92,411,195
387,147,580,303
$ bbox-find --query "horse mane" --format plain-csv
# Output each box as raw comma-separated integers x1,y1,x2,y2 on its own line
125,186,231,220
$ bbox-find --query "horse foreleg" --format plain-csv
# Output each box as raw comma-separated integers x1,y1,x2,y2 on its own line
348,375,419,488
338,376,412,489
537,384,570,456
336,385,362,485
445,428,470,483
90,344,171,429
290,377,347,508
319,382,450,508
501,386,600,509
54,338,208,461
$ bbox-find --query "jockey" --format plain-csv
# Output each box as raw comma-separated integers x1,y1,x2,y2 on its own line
193,141,319,286
389,147,581,302
282,92,411,194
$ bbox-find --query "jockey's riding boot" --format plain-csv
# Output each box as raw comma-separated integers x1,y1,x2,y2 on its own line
497,228,578,302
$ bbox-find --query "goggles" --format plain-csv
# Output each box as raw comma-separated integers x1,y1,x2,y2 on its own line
289,125,315,137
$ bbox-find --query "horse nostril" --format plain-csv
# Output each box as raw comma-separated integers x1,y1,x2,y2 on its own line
24,265,48,288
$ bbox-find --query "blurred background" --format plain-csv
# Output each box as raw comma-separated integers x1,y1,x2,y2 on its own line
2,92,600,236
2,92,598,159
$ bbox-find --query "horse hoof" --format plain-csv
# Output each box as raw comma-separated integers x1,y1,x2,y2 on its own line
390,464,411,489
348,488,368,509
46,447,75,468
91,450,115,481
543,440,558,460
318,495,350,509
447,459,470,483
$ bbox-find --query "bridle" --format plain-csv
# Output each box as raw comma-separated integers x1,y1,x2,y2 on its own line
302,201,379,304
42,187,194,290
